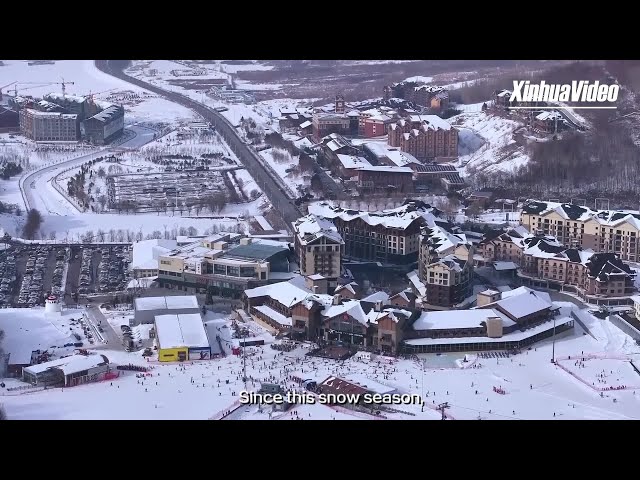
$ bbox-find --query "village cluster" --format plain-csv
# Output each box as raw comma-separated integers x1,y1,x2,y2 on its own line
1,60,640,420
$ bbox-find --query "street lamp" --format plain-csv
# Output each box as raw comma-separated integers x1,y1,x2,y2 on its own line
421,358,426,412
551,314,557,363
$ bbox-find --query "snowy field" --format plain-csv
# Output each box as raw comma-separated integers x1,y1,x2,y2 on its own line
0,211,248,242
4,302,640,420
125,61,317,134
259,148,309,196
0,308,92,364
450,110,530,174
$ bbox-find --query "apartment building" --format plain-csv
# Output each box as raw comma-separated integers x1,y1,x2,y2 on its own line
520,200,640,261
157,233,294,298
520,245,635,298
388,115,458,161
307,200,440,267
355,165,414,194
292,214,344,287
417,224,474,308
312,113,351,141
19,108,80,142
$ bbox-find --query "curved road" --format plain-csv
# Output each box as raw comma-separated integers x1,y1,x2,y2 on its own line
94,60,302,230
20,125,157,213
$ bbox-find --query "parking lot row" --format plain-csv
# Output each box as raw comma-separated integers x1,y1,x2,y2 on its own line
0,245,69,307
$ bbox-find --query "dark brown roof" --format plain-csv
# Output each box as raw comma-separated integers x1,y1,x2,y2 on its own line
319,376,370,397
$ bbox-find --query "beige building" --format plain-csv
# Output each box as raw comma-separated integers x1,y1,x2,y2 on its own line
20,108,80,142
417,223,474,308
157,233,293,298
520,245,635,298
292,214,344,287
631,296,640,321
521,200,640,261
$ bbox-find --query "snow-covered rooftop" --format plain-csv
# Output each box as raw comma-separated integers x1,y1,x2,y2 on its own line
245,277,333,310
361,291,390,303
522,200,640,229
413,309,510,331
407,269,426,297
134,295,199,311
362,142,420,167
154,313,209,349
131,239,177,270
356,165,414,173
254,305,292,327
408,114,453,131
422,224,469,255
24,353,108,375
406,316,573,346
500,286,551,304
308,201,439,231
322,300,368,326
336,154,372,170
495,291,552,320
292,214,344,245
493,261,519,271
535,111,564,121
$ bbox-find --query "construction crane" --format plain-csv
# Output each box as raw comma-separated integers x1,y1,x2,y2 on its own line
0,82,17,100
82,87,117,102
58,77,74,96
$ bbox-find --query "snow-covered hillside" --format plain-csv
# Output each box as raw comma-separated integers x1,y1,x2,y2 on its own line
450,110,530,174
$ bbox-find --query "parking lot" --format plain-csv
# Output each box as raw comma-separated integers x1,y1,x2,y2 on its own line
0,244,69,307
106,169,238,212
0,243,132,308
68,244,132,296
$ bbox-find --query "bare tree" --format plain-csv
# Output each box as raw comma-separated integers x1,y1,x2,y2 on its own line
151,230,162,239
98,195,107,212
49,231,56,241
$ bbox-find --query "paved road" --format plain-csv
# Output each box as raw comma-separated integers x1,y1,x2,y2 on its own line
94,60,303,230
19,125,156,213
86,304,124,350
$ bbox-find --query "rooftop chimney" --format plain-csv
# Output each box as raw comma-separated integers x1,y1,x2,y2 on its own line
374,300,383,312
332,294,342,306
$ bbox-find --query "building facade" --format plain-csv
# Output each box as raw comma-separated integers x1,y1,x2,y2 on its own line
356,166,414,194
312,113,351,141
520,200,640,262
292,214,344,287
157,234,293,298
308,201,440,267
19,109,80,142
388,116,458,161
84,105,125,145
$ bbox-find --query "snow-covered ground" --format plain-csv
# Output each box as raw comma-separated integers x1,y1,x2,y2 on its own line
125,61,317,134
0,211,248,242
0,307,92,364
450,110,530,174
259,148,310,196
4,303,640,420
